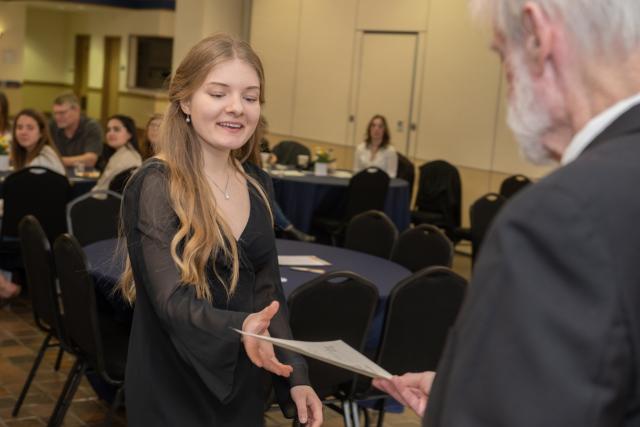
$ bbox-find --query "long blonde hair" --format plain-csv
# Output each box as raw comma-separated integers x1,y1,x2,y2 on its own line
119,34,271,303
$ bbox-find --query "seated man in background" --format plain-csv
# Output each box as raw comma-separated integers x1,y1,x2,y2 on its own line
50,92,102,168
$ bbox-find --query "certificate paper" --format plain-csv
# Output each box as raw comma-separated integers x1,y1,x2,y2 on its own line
278,255,331,266
233,329,392,379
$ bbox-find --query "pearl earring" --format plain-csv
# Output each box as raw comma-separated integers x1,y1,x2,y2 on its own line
186,114,191,123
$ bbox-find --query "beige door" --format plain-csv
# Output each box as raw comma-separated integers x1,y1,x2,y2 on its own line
74,35,90,112
352,32,418,154
101,36,121,124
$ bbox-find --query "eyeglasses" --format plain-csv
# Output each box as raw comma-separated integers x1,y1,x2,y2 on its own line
53,108,71,117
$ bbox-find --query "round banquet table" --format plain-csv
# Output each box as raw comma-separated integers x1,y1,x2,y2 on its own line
84,238,411,349
0,168,98,198
270,171,411,233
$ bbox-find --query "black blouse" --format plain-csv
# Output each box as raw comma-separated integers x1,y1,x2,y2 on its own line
122,159,308,426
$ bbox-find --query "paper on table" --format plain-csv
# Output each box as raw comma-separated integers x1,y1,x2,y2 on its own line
278,255,330,266
234,329,392,379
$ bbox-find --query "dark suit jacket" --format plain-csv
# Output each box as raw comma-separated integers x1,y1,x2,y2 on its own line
425,104,640,426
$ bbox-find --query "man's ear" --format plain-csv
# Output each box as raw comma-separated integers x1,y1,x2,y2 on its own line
179,100,191,116
521,2,553,76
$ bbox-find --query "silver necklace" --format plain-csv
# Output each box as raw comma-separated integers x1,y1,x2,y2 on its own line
207,169,231,200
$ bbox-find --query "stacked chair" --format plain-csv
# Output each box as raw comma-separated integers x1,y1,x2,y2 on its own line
410,160,462,242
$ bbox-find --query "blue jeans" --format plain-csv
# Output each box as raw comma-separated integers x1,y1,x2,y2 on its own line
273,201,292,230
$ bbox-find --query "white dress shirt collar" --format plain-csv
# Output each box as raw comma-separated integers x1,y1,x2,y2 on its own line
561,92,640,165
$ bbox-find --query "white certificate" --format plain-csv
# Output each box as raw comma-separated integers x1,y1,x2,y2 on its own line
278,255,331,266
234,329,392,379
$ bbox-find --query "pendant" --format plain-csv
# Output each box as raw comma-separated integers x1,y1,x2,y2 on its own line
224,192,230,200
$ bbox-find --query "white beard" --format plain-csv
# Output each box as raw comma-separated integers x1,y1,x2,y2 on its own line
506,52,556,165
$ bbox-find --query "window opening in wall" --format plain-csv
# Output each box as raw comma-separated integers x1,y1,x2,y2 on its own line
128,36,173,90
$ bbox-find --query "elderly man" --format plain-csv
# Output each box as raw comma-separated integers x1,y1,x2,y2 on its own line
374,1,640,426
50,92,103,167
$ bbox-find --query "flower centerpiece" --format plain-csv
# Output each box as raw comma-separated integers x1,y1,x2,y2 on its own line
314,147,334,176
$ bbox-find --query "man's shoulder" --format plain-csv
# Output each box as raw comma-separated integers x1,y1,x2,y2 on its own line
79,116,102,132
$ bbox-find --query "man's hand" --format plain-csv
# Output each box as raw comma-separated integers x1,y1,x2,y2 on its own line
242,301,293,377
290,385,323,426
372,371,436,417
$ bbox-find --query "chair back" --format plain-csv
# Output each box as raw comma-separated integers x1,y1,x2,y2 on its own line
344,210,398,259
287,271,378,399
396,153,415,201
470,192,506,261
67,190,123,246
108,166,137,194
53,234,104,372
499,174,531,199
391,224,453,272
344,167,390,220
18,215,64,337
377,266,467,373
272,140,311,167
413,160,461,233
1,167,71,243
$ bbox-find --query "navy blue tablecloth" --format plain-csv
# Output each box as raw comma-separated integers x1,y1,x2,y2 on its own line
84,238,411,349
271,172,411,233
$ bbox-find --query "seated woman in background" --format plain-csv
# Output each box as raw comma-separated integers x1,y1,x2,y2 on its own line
353,114,398,178
11,109,66,175
140,113,162,160
93,114,142,192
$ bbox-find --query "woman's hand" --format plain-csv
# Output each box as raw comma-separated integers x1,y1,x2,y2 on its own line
242,301,293,377
372,371,436,417
290,385,323,426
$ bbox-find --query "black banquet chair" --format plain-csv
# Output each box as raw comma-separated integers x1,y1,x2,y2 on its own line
360,267,468,427
287,271,379,425
411,160,461,241
499,174,531,199
0,167,71,271
313,167,390,246
108,166,138,194
395,153,415,202
391,224,453,272
12,216,67,417
66,190,123,247
272,140,311,167
343,210,398,259
470,192,506,263
51,234,129,427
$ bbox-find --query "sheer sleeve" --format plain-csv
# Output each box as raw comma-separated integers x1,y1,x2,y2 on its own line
249,166,310,388
124,166,250,403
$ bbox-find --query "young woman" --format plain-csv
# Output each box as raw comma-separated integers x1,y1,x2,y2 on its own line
117,35,322,426
140,113,162,160
11,109,65,175
353,114,398,178
92,115,142,192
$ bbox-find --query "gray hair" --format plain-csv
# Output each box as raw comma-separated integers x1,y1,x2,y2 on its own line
471,0,640,58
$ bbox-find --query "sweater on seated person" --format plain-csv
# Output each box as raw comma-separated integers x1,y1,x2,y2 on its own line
353,142,398,178
28,145,66,176
93,144,141,192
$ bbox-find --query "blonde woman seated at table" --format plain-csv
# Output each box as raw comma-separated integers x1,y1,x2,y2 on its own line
11,109,66,176
353,114,398,178
93,114,142,192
